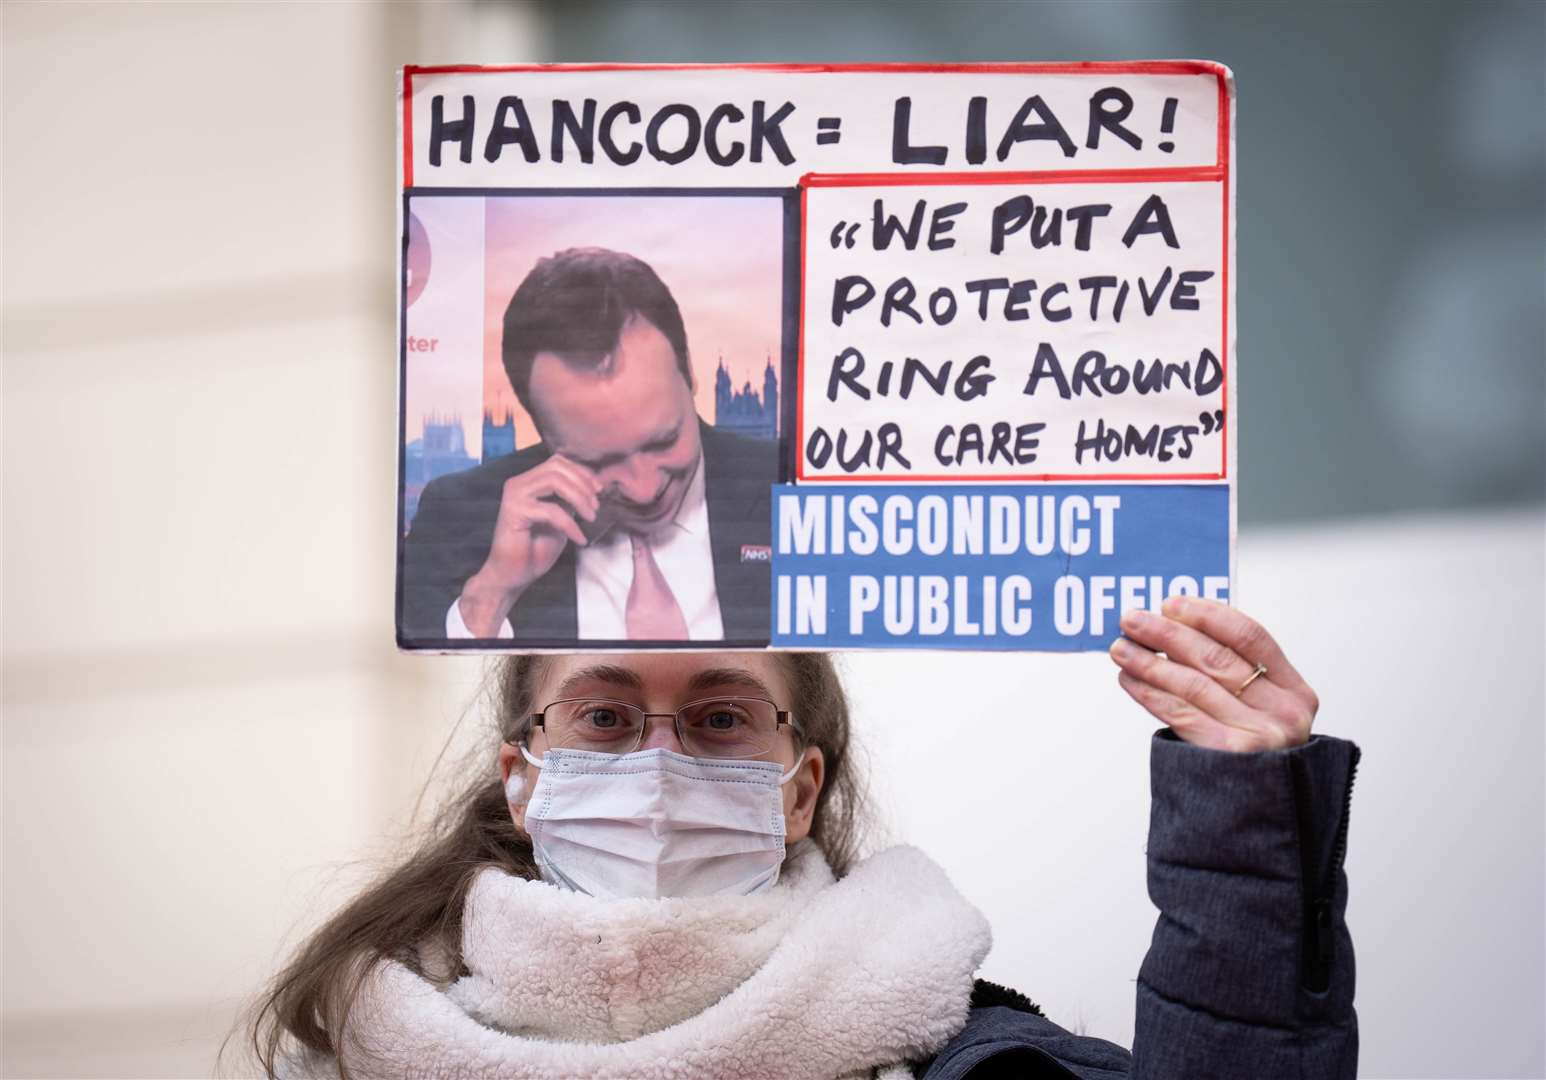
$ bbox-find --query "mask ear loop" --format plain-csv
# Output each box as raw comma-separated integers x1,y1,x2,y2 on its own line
779,717,809,785
506,739,545,807
778,751,807,785
504,771,527,806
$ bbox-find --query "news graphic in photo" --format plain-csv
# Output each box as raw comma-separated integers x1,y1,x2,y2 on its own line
397,192,793,650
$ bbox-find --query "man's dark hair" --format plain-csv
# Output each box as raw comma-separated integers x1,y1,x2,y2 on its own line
501,247,691,412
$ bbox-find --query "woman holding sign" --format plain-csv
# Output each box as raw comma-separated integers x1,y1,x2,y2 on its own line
248,597,1358,1079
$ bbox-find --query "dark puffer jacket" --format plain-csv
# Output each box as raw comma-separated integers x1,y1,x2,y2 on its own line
918,731,1361,1080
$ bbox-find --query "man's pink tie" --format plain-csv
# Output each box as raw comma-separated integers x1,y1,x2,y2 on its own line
625,533,689,640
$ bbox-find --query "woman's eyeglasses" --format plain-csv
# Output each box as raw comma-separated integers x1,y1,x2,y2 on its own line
530,697,798,759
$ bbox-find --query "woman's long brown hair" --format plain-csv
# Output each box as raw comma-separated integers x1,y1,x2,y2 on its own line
238,653,866,1078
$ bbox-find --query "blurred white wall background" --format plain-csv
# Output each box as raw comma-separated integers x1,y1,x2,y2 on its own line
2,3,1541,1079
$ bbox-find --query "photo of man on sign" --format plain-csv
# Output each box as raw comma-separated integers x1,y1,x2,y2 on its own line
400,239,782,646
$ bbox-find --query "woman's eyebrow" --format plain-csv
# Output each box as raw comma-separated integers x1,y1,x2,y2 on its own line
684,668,775,699
552,665,644,698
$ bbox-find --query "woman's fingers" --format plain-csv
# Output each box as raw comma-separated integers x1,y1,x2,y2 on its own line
1163,596,1319,715
1107,636,1257,725
1117,606,1298,712
1115,672,1248,752
1109,598,1320,752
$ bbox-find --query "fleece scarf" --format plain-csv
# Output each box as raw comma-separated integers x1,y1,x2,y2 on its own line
324,844,992,1080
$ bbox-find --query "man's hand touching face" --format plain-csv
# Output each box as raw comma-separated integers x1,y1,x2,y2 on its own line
456,455,605,637
455,314,703,637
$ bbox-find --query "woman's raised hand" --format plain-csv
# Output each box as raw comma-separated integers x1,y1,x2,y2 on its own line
1108,596,1319,753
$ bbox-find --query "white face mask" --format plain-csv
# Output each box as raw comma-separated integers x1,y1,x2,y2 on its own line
515,745,801,900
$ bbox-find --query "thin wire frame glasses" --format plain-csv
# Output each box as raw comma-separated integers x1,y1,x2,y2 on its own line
531,697,798,759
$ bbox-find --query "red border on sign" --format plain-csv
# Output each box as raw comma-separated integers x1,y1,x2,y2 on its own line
406,62,1225,74
403,72,415,188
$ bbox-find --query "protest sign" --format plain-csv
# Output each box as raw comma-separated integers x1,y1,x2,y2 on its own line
395,63,1234,652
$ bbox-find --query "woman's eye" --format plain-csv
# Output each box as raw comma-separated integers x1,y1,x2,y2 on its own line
585,709,621,729
689,704,750,732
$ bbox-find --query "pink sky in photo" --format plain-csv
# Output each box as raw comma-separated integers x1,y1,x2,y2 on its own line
483,195,785,442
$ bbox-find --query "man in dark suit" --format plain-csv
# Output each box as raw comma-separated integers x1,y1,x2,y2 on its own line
399,247,778,647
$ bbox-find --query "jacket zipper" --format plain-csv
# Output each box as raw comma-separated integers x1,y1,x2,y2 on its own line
1328,744,1361,882
1292,744,1361,994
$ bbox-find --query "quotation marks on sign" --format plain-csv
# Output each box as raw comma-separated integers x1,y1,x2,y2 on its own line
829,220,861,249
1198,409,1225,435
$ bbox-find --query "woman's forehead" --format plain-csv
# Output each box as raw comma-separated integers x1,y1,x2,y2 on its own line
538,653,790,702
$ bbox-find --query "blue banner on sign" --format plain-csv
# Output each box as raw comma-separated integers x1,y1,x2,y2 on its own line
769,484,1230,650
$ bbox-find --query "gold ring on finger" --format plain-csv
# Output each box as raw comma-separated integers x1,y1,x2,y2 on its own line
1234,662,1268,697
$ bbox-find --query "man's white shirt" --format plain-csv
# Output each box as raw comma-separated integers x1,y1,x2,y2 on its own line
445,455,724,640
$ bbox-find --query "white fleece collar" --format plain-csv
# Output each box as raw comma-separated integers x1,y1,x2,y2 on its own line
334,844,991,1080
